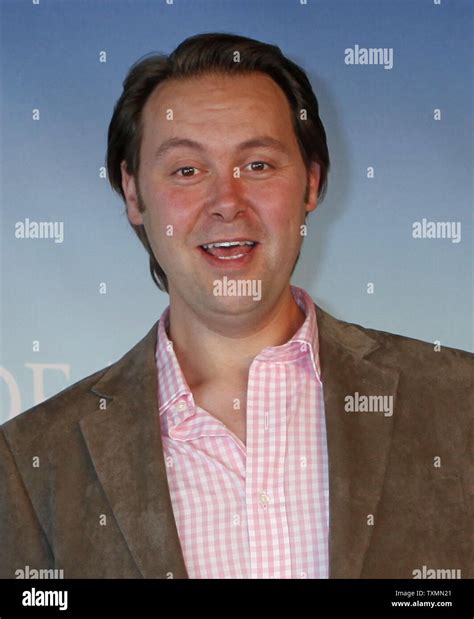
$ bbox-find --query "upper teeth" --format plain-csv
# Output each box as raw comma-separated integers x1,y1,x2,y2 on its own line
202,241,255,249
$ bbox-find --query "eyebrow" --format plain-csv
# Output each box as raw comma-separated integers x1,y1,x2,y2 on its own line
153,136,290,162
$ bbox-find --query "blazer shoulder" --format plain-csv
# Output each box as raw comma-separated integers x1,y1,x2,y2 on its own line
362,325,474,363
1,319,160,455
347,318,473,390
361,323,474,365
316,304,473,377
0,364,109,452
0,321,159,440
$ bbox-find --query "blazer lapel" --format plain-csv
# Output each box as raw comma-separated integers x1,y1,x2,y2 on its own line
316,305,400,578
79,322,189,579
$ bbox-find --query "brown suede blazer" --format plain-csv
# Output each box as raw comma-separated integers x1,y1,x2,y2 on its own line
1,305,473,579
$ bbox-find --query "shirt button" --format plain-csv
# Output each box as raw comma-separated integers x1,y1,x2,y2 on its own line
259,491,270,508
176,402,187,412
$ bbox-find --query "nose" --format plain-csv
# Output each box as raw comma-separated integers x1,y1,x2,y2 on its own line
206,170,248,221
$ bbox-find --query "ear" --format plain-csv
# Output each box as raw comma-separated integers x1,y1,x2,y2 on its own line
304,162,321,216
121,160,144,226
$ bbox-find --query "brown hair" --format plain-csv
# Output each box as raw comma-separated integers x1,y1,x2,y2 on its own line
106,32,330,293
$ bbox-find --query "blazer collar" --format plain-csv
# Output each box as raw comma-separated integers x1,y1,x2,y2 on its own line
80,304,399,579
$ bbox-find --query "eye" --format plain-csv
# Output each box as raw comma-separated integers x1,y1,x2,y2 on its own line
246,161,272,172
173,166,200,177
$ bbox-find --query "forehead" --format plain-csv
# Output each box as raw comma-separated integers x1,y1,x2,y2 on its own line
141,71,295,137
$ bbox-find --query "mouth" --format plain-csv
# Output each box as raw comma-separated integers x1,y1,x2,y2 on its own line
197,239,259,267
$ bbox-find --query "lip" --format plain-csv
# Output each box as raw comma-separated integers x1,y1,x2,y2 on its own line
197,242,259,269
199,237,257,246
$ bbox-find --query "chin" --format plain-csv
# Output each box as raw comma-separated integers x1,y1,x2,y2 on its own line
210,294,263,314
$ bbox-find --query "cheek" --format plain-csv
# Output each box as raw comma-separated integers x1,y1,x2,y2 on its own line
143,188,193,240
259,176,305,217
267,200,304,238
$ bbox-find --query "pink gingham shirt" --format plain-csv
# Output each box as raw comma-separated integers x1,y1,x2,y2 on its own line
156,285,329,578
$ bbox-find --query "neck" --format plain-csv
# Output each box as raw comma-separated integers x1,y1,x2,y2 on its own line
167,286,306,388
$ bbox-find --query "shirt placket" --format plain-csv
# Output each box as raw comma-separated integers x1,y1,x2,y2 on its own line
246,362,292,578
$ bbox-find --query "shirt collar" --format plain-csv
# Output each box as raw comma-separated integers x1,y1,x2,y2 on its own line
253,286,320,373
155,285,321,423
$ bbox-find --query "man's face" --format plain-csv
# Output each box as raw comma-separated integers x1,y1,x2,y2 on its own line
122,71,320,319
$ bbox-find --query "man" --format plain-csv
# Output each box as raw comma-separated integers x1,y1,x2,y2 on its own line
1,33,472,579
